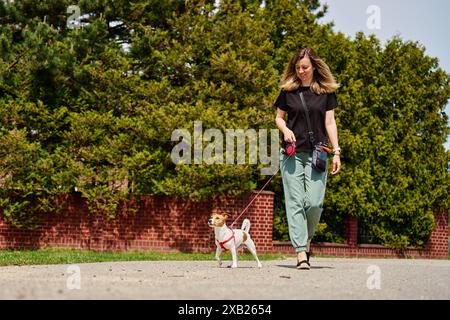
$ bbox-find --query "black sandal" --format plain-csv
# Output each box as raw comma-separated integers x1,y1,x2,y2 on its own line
296,259,310,270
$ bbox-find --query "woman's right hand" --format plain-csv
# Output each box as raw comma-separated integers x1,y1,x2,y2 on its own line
283,129,296,144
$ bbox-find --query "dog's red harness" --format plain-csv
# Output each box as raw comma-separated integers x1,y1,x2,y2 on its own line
216,228,235,251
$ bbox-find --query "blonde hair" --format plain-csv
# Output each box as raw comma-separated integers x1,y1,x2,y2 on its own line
280,48,339,94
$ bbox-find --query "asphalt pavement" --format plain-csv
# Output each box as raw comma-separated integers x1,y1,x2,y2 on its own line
0,257,449,300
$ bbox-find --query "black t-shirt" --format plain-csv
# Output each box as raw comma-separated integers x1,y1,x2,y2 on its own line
274,86,338,152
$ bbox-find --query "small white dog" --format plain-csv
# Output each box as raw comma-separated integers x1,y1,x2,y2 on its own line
208,213,262,268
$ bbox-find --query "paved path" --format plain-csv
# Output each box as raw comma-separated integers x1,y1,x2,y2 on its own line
0,258,449,299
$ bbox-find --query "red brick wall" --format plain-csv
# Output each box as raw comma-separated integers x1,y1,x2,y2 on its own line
272,212,449,259
0,192,447,259
0,191,274,253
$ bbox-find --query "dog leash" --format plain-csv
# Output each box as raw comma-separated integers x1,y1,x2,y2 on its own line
229,143,295,228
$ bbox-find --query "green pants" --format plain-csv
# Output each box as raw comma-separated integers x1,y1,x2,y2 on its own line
280,151,328,253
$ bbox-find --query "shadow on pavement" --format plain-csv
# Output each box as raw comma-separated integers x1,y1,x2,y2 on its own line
276,264,335,270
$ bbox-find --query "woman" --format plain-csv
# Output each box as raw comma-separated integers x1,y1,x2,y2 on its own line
274,48,341,270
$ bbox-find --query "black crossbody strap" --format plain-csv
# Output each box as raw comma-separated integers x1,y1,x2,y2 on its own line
298,91,315,146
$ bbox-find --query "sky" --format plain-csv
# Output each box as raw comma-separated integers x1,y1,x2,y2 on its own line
319,0,450,149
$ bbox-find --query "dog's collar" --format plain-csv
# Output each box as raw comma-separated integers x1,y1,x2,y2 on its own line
216,228,235,251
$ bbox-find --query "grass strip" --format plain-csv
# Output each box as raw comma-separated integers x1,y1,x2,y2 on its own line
0,248,289,267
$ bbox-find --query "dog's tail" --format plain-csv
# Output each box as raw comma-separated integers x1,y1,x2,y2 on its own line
241,219,251,233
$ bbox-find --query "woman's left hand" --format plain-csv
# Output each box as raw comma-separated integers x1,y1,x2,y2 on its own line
331,155,341,175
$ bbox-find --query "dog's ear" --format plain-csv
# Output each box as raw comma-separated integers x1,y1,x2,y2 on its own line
224,214,229,219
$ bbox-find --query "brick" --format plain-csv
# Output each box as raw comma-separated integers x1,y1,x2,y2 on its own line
0,195,447,259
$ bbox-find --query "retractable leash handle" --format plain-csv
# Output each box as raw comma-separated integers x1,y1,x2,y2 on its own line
285,141,296,157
